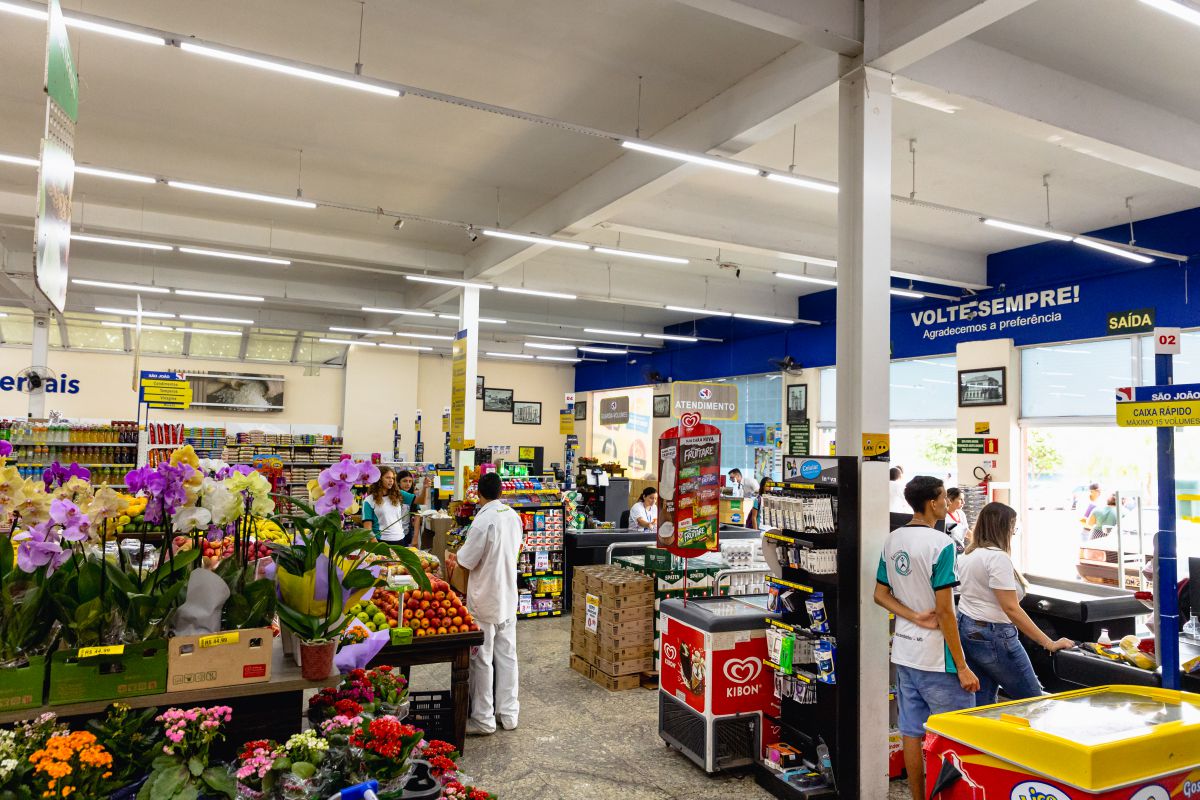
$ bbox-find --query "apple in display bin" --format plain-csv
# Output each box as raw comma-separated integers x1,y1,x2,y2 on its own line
401,577,478,637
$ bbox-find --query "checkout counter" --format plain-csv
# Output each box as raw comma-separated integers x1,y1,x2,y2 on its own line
563,524,762,610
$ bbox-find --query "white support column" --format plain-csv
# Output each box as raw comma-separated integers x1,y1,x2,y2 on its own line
835,65,892,800
29,314,50,418
453,288,480,498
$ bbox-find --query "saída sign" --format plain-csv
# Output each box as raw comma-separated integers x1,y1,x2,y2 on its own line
1107,307,1155,334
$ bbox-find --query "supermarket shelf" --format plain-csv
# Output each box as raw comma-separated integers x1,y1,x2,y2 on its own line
754,764,837,800
518,610,563,619
763,659,816,684
9,441,135,448
525,591,563,599
18,463,135,468
766,618,798,633
520,570,563,578
766,575,816,594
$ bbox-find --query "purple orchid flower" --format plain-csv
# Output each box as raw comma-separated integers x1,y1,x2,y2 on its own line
50,498,89,542
0,440,12,458
125,465,152,494
315,482,355,515
319,459,359,489
16,522,69,574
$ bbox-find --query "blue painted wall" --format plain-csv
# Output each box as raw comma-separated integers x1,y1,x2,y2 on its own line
575,207,1200,392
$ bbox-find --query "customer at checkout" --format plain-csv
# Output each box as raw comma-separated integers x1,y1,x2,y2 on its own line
445,472,523,735
629,487,659,530
874,475,978,800
956,502,1074,706
729,468,761,527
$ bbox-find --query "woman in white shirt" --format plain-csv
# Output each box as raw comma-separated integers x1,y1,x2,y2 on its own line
363,467,412,544
956,502,1074,705
629,487,659,531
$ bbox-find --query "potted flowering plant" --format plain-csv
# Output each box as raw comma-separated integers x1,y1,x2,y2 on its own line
275,730,328,799
87,703,162,794
0,712,66,799
346,716,423,796
268,461,430,680
137,706,236,800
233,739,281,800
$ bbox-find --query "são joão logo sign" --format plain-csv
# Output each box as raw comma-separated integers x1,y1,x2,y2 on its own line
0,372,79,393
672,381,738,420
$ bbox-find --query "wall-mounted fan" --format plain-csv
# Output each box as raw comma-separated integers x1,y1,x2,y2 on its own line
17,366,55,393
768,356,803,374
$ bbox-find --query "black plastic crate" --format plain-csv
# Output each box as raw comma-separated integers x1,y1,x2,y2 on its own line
407,690,454,743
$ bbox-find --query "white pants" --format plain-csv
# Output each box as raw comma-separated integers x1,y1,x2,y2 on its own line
469,618,519,731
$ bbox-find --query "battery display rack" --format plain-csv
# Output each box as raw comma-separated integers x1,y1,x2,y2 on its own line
755,456,860,800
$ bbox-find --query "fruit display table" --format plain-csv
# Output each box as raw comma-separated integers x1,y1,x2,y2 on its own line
368,630,485,753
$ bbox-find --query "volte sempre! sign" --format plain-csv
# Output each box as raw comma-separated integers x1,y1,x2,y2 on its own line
671,381,738,421
1116,384,1200,427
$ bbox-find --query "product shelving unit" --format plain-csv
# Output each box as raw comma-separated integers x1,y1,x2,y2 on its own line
755,456,860,800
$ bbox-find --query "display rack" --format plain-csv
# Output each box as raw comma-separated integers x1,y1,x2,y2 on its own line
755,456,860,800
4,419,138,484
221,432,343,504
184,426,227,460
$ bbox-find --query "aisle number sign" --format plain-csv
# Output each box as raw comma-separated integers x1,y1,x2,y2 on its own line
139,370,191,409
1116,383,1200,427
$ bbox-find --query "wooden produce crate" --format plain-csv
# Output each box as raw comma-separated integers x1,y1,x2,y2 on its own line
167,627,274,692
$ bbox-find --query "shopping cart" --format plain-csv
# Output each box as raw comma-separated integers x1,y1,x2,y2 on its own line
328,782,380,800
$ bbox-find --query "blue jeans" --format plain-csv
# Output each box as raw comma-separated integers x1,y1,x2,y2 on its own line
895,665,974,738
957,613,1043,706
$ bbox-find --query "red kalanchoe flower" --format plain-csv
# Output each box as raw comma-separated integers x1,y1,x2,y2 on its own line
468,789,492,800
428,755,458,776
377,664,392,673
334,699,363,717
239,739,275,760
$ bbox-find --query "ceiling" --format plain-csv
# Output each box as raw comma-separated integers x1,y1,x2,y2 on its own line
0,0,1196,364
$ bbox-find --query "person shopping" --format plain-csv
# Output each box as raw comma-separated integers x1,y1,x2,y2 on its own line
874,475,978,800
956,502,1074,706
363,468,431,545
446,472,523,735
945,487,968,553
1085,493,1119,540
629,487,658,530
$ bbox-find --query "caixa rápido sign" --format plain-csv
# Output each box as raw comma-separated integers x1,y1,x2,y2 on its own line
0,372,80,393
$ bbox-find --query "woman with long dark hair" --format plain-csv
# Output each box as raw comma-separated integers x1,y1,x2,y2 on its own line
956,502,1074,705
363,466,419,544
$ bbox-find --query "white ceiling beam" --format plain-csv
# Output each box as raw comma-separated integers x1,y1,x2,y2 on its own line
447,45,845,291
672,0,862,54
898,40,1200,189
865,0,1041,72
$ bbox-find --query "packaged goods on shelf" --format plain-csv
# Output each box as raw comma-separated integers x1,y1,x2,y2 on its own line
760,492,837,534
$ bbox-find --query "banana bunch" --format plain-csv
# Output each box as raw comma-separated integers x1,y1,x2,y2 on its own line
249,516,290,543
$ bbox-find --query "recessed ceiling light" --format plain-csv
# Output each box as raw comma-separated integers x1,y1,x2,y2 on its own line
180,314,254,325
497,286,577,300
178,246,291,265
72,278,170,293
101,321,173,330
181,327,243,337
95,306,175,318
175,289,265,302
71,233,172,251
362,306,436,317
168,180,317,209
394,332,455,341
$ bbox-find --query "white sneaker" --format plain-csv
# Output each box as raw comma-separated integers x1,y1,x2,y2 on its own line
498,717,518,731
466,721,496,736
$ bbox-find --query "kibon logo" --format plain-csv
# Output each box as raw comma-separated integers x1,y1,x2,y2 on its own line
1010,781,1073,800
722,658,761,685
662,642,678,664
679,412,701,429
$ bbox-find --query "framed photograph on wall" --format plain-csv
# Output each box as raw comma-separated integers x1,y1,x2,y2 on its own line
574,400,587,420
653,394,671,418
786,384,808,424
958,367,1007,407
512,400,542,425
483,387,513,412
476,375,485,400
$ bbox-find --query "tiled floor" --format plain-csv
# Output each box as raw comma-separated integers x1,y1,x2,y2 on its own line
412,615,911,799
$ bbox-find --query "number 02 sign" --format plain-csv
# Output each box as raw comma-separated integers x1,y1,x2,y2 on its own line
1155,327,1181,355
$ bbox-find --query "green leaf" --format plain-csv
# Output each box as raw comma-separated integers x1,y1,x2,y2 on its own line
342,568,379,590
187,756,204,777
202,766,236,798
147,764,189,800
175,785,199,800
0,535,13,584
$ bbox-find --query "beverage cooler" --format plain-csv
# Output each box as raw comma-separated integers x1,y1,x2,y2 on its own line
658,595,780,773
924,685,1200,799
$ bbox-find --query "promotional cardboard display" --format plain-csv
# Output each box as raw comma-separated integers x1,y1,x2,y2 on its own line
656,412,722,558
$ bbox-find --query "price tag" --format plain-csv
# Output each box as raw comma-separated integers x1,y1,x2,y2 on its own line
199,631,239,648
585,593,600,633
534,550,550,571
77,645,124,658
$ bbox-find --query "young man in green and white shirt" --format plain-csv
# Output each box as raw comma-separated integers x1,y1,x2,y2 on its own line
874,475,979,800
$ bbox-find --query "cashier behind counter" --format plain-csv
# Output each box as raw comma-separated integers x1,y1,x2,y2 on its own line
629,487,658,531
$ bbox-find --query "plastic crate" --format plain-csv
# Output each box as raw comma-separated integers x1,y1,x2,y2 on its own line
407,690,454,742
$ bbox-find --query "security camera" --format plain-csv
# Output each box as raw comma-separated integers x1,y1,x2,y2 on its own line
466,225,479,242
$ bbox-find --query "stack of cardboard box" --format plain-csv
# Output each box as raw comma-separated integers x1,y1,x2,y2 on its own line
569,565,654,691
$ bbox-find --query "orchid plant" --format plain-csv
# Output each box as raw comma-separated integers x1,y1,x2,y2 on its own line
269,460,430,644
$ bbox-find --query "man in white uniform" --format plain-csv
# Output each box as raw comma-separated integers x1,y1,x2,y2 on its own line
448,472,523,735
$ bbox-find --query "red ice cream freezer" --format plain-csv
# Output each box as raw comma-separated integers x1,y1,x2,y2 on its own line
658,594,780,773
925,685,1200,800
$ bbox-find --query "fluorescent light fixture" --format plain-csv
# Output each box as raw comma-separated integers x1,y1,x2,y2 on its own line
175,289,265,302
481,229,589,251
1140,0,1200,26
777,252,839,269
0,1,46,20
64,16,166,45
167,180,316,209
379,343,434,351
95,306,174,318
621,141,760,176
578,346,627,355
642,333,699,343
497,286,577,300
666,305,732,317
486,352,534,360
180,314,254,325
394,332,455,341
179,41,402,97
319,338,374,346
764,173,839,193
329,327,393,336
437,314,459,320
0,152,40,167
592,247,689,265
101,321,173,331
405,275,493,290
75,165,156,183
71,233,173,251
1073,236,1154,264
775,272,837,287
72,278,170,294
526,343,576,351
178,246,291,265
362,306,436,317
537,356,581,363
436,313,505,324
890,288,925,299
181,327,242,337
584,328,642,338
734,313,795,325
982,218,1073,242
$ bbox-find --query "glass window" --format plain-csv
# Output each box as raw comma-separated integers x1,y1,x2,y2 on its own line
2,315,33,345
187,331,242,359
707,374,783,481
246,333,296,362
819,367,836,423
891,358,957,420
66,322,125,351
1140,331,1200,385
1021,340,1133,417
297,336,348,365
138,329,184,355
890,427,957,485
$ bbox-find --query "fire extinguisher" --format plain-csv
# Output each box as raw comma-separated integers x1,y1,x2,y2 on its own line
973,465,991,500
